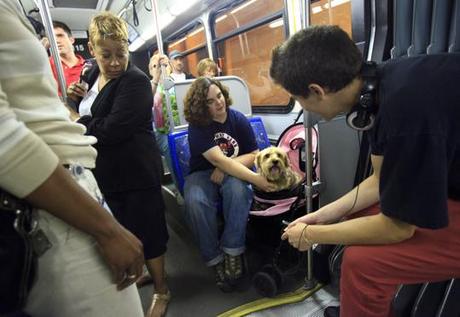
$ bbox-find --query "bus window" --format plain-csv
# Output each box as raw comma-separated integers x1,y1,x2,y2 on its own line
168,23,207,77
310,0,352,36
214,0,284,37
214,0,291,110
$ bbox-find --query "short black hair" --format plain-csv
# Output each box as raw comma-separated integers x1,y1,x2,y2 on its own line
270,25,362,98
53,20,72,36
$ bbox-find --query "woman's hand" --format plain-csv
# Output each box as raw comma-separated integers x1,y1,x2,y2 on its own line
210,168,225,185
40,37,50,50
148,53,169,82
95,222,144,290
67,81,88,101
67,107,81,121
253,174,277,192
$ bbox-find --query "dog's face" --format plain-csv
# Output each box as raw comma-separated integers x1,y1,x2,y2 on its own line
255,147,301,191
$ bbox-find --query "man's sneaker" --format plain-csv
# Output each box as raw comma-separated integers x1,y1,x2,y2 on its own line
214,261,233,292
224,253,243,281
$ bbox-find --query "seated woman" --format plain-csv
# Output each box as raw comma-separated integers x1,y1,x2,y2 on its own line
67,12,169,317
197,58,218,77
183,77,275,292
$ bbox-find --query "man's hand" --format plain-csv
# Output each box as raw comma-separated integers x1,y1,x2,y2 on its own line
95,222,144,290
281,223,312,251
285,211,323,229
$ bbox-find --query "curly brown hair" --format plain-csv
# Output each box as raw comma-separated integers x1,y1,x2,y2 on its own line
184,77,232,127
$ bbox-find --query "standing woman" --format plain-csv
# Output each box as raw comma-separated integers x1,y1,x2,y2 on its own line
69,12,170,317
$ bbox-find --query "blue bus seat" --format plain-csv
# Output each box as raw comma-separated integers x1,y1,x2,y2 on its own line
249,116,271,150
168,116,270,194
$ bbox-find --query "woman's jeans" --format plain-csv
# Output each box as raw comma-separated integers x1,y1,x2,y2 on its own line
184,170,253,266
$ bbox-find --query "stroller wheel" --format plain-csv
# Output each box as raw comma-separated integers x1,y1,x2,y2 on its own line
252,271,278,298
252,264,284,297
261,264,284,287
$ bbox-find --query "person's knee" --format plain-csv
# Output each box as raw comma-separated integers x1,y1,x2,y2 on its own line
222,177,251,199
342,246,377,281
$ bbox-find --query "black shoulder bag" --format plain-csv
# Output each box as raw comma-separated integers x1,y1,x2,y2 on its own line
0,190,51,314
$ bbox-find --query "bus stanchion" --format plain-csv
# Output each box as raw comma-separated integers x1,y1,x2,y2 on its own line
303,110,319,291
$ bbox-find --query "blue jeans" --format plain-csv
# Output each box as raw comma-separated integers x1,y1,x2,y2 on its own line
184,170,253,266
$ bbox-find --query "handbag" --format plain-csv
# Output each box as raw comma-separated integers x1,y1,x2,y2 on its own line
0,189,50,314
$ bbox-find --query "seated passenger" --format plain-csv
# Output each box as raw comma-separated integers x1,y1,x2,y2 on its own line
168,50,194,81
0,2,144,316
183,77,275,292
276,26,460,317
197,58,218,77
67,12,170,317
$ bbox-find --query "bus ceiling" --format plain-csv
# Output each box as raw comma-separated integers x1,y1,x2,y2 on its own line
21,0,231,52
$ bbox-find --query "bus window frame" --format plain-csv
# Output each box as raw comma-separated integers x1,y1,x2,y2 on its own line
165,20,209,76
210,1,295,114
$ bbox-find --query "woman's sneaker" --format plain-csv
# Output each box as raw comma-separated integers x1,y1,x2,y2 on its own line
214,261,233,292
224,254,243,281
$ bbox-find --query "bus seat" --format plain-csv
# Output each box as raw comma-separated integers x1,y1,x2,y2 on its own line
436,278,460,317
392,283,423,317
174,76,254,127
411,280,450,317
393,279,460,317
248,116,271,150
168,116,269,194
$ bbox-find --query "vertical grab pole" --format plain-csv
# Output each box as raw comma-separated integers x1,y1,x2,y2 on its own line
150,0,163,55
36,0,68,102
301,0,317,291
150,0,176,133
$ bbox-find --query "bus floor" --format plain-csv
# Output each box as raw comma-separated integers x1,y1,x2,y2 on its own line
136,185,338,317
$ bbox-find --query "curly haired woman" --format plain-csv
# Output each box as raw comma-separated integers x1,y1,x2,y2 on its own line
183,77,275,292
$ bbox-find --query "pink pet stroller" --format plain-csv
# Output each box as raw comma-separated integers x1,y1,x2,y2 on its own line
247,122,319,297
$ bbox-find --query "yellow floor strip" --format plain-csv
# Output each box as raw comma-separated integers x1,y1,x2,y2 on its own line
217,283,323,317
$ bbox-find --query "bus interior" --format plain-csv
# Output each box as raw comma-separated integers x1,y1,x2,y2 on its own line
17,0,460,316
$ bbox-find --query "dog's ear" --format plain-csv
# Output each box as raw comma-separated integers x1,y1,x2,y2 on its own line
281,150,289,167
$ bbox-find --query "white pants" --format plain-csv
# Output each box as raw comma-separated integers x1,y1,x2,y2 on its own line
25,168,143,317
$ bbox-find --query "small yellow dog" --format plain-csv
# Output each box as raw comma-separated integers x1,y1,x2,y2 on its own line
255,146,302,191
